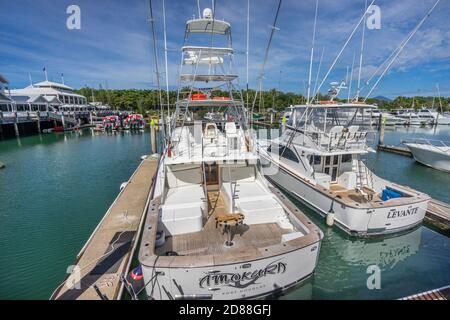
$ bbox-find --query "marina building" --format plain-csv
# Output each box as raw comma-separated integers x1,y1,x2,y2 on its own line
0,74,13,112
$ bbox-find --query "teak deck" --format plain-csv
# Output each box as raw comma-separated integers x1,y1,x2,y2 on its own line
51,157,159,300
155,191,292,257
140,185,323,268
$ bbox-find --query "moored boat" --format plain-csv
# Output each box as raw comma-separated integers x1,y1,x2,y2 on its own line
258,102,430,236
404,138,450,172
138,7,323,300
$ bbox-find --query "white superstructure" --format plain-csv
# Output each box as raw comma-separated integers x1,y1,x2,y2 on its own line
404,139,450,172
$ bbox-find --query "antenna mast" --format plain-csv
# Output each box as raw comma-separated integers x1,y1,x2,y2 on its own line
306,0,319,105
348,52,356,103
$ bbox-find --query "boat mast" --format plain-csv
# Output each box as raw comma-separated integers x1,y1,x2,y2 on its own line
355,0,368,102
364,0,441,101
306,0,319,105
162,0,170,117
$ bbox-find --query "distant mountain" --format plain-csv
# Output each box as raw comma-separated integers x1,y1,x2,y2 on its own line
372,95,392,102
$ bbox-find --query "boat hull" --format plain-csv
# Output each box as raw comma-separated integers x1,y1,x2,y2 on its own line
264,162,428,236
406,143,450,172
141,241,321,300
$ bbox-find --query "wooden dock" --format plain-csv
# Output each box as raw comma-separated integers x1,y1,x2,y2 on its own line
400,285,450,300
377,144,412,157
426,199,450,235
50,156,159,300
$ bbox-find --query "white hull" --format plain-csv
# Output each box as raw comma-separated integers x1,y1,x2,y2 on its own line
406,143,450,172
264,163,428,236
142,241,320,300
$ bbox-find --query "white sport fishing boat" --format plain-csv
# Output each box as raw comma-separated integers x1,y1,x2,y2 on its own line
138,8,323,300
258,102,430,236
404,139,450,172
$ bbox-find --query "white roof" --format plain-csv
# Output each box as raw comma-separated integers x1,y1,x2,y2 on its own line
33,80,73,90
10,86,85,98
11,94,48,104
186,18,231,35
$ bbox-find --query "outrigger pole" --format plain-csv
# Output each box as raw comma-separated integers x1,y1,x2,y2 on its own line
306,0,319,105
364,0,441,101
246,0,250,110
355,0,368,102
162,0,170,118
311,46,325,103
251,0,282,117
313,0,375,100
148,0,165,137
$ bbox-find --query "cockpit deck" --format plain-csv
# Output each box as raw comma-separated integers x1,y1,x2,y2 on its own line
155,191,292,257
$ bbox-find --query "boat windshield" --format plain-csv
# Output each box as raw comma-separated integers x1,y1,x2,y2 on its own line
292,106,374,133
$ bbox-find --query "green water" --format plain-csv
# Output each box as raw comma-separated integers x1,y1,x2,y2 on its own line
0,127,449,300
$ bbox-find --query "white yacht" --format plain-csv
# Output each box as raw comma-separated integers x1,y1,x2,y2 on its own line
258,102,430,236
417,108,450,125
404,139,450,172
369,109,406,126
138,8,323,300
391,109,422,126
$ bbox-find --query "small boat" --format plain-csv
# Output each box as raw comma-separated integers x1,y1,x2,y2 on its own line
124,114,145,130
102,116,120,131
403,139,450,172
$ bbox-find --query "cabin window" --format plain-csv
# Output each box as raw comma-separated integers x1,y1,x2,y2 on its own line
309,155,321,165
341,154,352,163
279,146,299,163
325,156,331,166
333,156,339,165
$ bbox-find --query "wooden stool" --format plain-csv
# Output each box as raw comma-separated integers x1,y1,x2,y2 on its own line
215,214,245,246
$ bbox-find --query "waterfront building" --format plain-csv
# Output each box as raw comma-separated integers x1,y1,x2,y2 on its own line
0,74,13,112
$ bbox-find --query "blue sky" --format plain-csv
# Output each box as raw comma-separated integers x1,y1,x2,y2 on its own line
1,0,449,98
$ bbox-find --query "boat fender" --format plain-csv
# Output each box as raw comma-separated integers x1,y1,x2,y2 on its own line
326,212,335,227
155,230,166,247
130,265,144,281
120,182,128,191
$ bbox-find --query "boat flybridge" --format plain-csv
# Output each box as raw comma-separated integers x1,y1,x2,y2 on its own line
258,102,430,236
138,8,322,300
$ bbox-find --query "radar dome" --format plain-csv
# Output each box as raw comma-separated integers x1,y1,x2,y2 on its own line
203,8,213,19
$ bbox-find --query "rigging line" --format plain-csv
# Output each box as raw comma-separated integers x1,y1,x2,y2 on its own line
251,0,282,115
313,0,376,100
312,46,325,103
162,0,170,117
355,0,368,101
197,0,201,18
364,0,441,101
348,52,356,103
148,0,164,132
306,0,319,105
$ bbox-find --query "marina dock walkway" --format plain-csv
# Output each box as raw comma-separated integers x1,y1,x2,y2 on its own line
426,199,450,235
50,156,159,300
